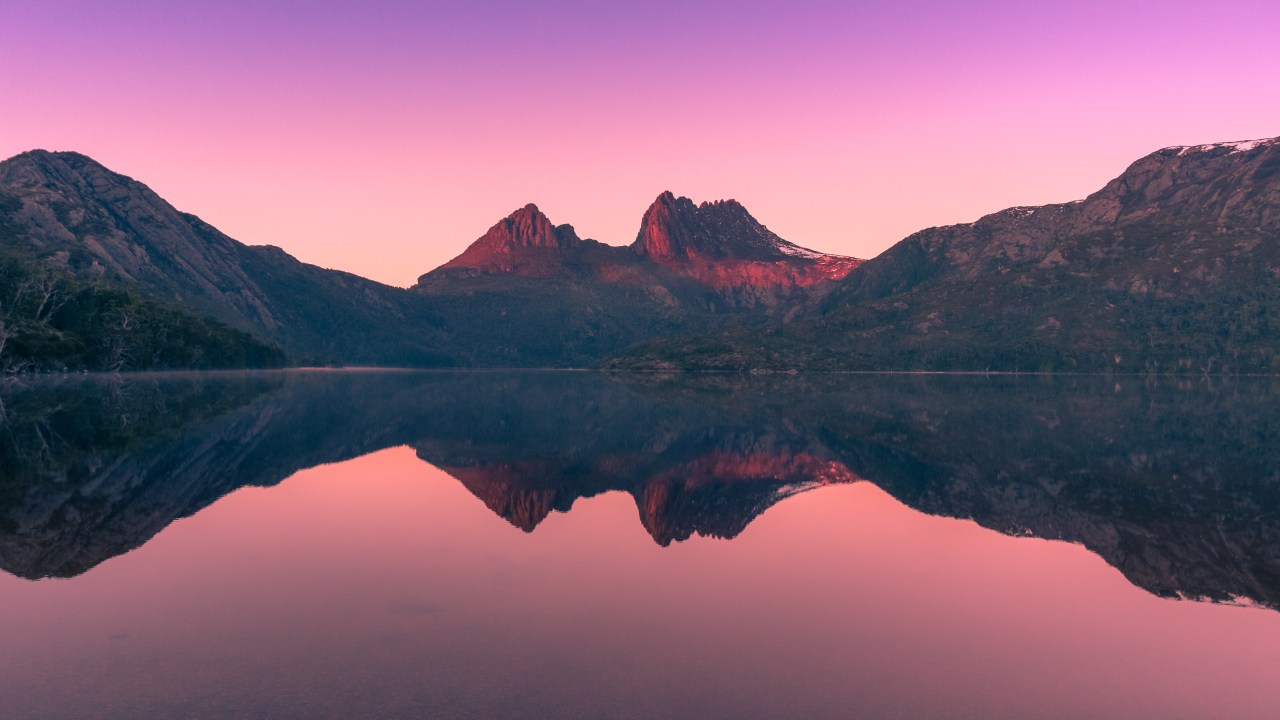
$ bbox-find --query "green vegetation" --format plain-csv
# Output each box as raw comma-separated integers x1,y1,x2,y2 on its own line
614,274,1280,375
0,251,284,372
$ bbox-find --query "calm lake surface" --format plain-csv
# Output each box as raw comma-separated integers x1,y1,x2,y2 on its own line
1,370,1278,719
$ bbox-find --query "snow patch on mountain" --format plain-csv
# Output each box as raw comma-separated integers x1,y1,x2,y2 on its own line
1168,138,1274,156
772,241,827,259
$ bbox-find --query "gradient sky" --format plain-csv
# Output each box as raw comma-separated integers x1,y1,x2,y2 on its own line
3,0,1278,287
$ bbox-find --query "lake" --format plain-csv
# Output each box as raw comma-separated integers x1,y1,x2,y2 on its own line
1,370,1278,719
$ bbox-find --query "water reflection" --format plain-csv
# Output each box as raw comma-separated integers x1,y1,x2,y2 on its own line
1,370,1278,609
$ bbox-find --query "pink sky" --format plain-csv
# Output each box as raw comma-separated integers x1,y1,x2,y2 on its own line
2,0,1278,286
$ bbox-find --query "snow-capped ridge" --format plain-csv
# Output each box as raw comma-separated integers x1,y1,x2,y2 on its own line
1166,137,1275,157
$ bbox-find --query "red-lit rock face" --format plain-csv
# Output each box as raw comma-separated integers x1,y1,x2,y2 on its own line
630,191,863,289
444,461,570,532
422,192,862,293
655,254,863,290
439,447,861,544
438,204,583,274
632,191,693,260
631,449,861,545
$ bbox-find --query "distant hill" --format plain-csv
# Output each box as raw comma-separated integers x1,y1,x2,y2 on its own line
612,137,1280,374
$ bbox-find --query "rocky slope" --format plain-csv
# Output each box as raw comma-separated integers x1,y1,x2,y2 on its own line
614,137,1280,373
0,150,450,366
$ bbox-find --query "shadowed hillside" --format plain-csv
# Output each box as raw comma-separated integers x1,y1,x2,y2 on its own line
613,137,1280,373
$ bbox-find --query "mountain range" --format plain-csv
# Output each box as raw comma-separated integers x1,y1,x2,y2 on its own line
1,136,1278,372
0,151,857,371
615,138,1280,373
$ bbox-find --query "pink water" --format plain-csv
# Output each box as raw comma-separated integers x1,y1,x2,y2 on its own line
1,446,1277,719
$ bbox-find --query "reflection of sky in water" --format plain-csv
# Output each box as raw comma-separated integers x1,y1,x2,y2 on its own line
0,446,1277,720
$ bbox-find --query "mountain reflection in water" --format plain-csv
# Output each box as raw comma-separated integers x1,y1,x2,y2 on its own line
1,370,1278,611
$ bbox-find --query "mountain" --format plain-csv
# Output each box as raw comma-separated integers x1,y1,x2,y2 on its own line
613,137,1280,373
434,203,592,274
632,191,862,294
3,370,1279,611
0,151,859,369
425,192,861,294
0,150,454,367
410,195,861,365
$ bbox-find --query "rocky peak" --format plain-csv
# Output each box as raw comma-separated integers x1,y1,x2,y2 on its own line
438,203,584,271
0,148,282,330
632,191,695,259
631,191,838,263
1,150,152,212
492,203,578,250
1071,135,1280,230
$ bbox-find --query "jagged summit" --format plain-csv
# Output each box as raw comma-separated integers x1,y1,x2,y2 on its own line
437,203,584,273
421,191,862,292
621,134,1280,375
1160,137,1276,157
631,190,830,262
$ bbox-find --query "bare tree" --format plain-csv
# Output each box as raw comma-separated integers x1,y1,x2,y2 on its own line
0,271,30,368
30,261,67,324
104,307,138,371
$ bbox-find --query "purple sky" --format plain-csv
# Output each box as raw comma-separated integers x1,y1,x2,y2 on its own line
2,0,1278,285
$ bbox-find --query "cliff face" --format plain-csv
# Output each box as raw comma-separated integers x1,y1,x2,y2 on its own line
436,204,589,275
631,191,862,294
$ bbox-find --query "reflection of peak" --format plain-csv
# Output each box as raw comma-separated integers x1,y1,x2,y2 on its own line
436,444,862,545
635,449,860,544
442,462,575,532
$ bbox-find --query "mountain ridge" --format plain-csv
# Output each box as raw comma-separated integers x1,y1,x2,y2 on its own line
5,135,1279,373
419,190,862,293
614,134,1280,374
1,150,859,370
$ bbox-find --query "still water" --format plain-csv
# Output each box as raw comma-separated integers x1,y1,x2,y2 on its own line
1,371,1278,719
